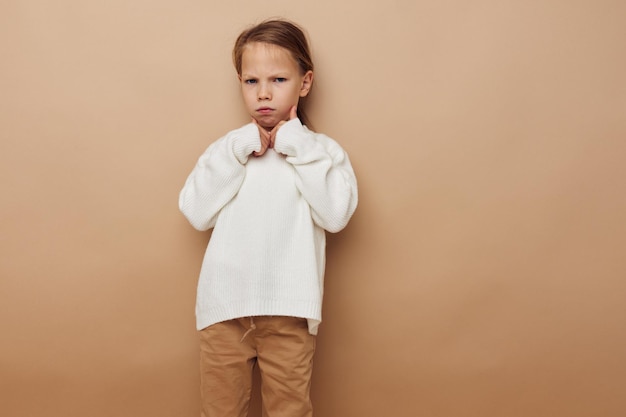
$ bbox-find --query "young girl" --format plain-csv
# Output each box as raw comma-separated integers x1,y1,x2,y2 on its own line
179,19,358,417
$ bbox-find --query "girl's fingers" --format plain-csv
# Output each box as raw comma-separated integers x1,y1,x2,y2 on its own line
269,122,284,147
252,119,271,156
289,105,298,120
254,138,269,156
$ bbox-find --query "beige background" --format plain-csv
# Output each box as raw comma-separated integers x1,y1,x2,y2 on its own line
2,1,625,416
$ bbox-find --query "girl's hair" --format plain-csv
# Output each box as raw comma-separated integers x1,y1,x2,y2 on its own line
233,19,314,127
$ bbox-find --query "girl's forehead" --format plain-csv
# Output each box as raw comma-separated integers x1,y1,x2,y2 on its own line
241,42,297,67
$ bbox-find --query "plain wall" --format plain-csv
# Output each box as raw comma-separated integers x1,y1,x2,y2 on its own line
2,1,625,416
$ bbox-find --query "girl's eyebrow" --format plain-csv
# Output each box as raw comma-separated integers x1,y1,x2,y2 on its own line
241,70,290,78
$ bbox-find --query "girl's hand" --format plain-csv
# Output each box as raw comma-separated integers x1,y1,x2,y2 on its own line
252,118,272,157
269,106,298,148
252,106,297,156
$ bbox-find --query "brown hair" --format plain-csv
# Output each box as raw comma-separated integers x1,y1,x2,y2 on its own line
233,19,314,127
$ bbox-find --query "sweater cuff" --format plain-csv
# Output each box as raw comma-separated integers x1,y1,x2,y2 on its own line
231,123,261,163
273,118,313,157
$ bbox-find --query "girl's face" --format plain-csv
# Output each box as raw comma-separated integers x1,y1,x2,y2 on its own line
239,42,313,130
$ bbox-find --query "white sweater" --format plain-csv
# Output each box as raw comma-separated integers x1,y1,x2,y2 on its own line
179,119,358,334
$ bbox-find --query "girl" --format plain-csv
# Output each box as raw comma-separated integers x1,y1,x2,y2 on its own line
179,19,358,417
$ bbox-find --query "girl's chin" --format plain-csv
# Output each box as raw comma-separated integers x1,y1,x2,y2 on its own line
254,113,288,131
254,118,277,131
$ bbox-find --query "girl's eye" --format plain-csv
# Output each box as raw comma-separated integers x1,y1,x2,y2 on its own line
274,78,287,83
244,79,257,84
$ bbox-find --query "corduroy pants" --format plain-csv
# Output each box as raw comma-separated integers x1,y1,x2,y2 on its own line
199,316,316,417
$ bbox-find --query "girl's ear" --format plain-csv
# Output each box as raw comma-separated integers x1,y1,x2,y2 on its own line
299,70,314,97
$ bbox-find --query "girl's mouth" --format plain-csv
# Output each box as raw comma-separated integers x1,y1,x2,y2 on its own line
256,107,274,114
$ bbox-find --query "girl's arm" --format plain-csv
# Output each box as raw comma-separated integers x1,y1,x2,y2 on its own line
274,119,358,233
179,123,260,231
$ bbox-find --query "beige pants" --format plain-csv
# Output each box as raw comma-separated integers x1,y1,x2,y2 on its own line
199,316,316,417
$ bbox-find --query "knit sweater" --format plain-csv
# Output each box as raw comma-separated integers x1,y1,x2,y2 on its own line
179,118,358,335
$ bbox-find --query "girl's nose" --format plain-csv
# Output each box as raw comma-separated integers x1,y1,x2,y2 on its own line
257,83,271,100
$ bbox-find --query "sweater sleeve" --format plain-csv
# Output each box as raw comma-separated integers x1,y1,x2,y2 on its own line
179,123,260,231
273,118,358,233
